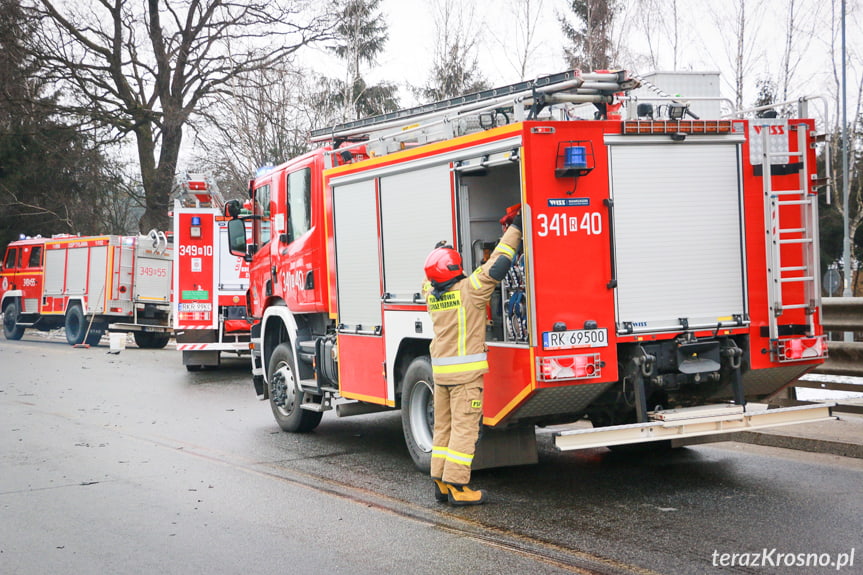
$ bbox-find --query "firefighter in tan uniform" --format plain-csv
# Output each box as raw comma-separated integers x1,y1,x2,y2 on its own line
422,207,522,505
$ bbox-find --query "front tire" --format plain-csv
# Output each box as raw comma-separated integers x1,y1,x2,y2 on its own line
401,356,434,473
3,300,25,340
65,305,87,345
267,343,322,433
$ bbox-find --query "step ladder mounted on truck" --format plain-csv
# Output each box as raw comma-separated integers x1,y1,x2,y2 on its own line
224,68,833,471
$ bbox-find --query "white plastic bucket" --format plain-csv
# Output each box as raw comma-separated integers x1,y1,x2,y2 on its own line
109,332,126,352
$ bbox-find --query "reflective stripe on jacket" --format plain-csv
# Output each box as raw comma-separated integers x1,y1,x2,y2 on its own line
423,225,522,385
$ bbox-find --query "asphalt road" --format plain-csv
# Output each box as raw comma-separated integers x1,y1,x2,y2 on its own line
1,334,861,575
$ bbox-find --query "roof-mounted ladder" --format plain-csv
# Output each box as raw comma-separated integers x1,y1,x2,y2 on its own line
310,69,640,153
172,173,224,209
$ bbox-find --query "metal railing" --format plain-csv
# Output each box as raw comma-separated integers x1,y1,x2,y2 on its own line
789,297,863,414
815,297,863,378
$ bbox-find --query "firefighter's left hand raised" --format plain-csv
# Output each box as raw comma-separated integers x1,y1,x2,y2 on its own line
500,203,522,230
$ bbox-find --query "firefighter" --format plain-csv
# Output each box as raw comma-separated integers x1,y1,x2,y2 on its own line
422,205,522,505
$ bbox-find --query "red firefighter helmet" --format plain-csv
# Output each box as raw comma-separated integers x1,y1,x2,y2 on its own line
424,246,463,284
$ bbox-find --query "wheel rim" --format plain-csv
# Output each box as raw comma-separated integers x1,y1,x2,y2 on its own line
271,361,298,416
408,378,434,452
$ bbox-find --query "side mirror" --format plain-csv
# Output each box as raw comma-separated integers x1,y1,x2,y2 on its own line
225,199,241,219
227,218,248,258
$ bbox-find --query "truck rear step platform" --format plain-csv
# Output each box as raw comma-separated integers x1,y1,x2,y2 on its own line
553,402,836,451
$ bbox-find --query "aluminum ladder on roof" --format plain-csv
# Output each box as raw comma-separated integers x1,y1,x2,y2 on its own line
309,69,640,147
761,122,821,345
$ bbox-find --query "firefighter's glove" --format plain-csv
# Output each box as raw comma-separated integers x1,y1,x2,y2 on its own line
509,213,522,231
499,203,522,227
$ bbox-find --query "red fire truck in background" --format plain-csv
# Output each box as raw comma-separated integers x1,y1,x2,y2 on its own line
1,231,172,347
173,174,253,371
226,69,831,470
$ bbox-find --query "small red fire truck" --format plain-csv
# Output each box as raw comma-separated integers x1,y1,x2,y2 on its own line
1,231,172,347
225,70,831,470
173,174,253,370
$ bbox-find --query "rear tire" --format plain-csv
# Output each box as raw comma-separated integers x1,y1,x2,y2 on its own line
401,356,434,473
267,343,322,433
65,305,87,345
134,331,170,349
3,300,25,340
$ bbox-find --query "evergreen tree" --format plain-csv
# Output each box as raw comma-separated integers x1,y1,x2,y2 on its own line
559,0,620,71
319,0,398,123
0,0,127,250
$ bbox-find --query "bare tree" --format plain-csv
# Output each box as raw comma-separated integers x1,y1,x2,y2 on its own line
493,0,546,81
190,65,320,197
26,0,334,232
631,0,681,71
704,0,766,109
824,0,863,278
777,0,822,102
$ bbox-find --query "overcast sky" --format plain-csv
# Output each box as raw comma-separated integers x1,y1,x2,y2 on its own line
331,0,863,120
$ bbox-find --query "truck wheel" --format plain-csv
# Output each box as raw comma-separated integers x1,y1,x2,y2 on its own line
134,332,170,349
65,305,87,345
400,356,434,473
3,300,25,340
267,343,322,433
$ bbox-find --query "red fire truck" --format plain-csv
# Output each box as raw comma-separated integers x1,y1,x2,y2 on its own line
173,175,253,370
1,232,172,347
225,70,831,471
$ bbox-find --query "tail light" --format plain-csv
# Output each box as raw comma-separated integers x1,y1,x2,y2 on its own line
774,335,828,363
537,353,602,382
177,311,211,322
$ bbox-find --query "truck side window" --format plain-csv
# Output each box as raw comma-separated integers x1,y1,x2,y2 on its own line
4,248,18,270
286,168,311,243
28,246,42,268
255,184,272,246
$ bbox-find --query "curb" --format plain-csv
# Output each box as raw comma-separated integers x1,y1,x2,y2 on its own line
733,431,863,460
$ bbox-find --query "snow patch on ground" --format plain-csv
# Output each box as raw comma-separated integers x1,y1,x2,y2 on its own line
796,373,863,401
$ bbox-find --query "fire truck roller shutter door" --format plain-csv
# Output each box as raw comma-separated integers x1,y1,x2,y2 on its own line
333,179,381,328
379,164,454,303
609,141,746,333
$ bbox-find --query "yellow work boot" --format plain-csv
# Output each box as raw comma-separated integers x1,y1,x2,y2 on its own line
433,479,449,503
446,483,487,506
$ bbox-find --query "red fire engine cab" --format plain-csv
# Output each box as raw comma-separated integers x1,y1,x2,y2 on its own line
226,70,831,471
1,232,172,347
172,174,253,370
